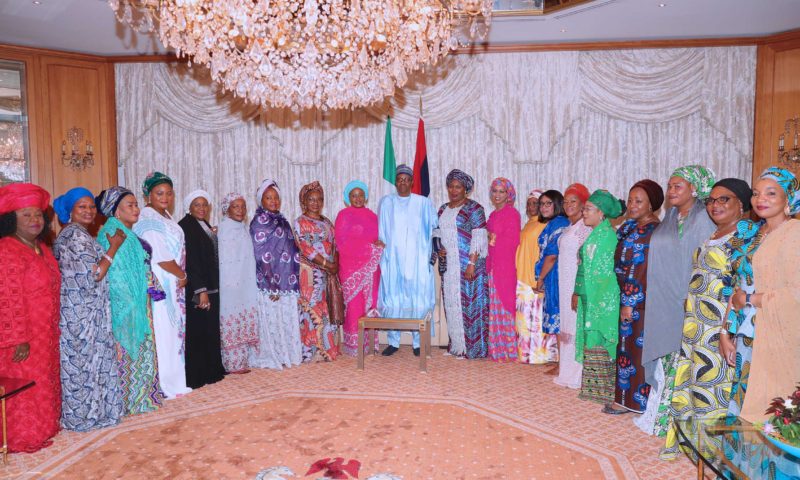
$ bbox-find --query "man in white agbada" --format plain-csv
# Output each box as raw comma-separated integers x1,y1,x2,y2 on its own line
378,164,437,356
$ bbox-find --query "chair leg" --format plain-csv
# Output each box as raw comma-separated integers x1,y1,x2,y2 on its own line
1,397,7,465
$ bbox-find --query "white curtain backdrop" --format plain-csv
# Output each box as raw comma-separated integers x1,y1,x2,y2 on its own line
115,46,755,225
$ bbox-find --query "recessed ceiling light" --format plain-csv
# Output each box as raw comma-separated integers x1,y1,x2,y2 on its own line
560,28,567,33
32,0,42,4
658,2,666,6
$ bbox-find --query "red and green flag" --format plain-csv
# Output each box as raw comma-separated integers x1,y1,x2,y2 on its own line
412,118,430,197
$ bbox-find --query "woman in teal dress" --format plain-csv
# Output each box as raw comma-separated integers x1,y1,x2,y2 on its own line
96,187,164,414
575,190,623,405
721,219,765,417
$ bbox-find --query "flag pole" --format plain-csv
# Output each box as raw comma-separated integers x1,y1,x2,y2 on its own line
419,94,423,118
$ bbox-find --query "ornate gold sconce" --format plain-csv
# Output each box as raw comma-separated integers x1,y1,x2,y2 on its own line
61,127,94,171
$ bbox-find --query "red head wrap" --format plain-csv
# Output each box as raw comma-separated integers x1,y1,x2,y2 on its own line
0,183,50,215
564,183,590,203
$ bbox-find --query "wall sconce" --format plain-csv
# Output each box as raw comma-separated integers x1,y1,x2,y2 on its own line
61,127,95,171
778,116,800,165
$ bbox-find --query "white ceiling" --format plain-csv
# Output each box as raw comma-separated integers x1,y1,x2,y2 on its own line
0,0,798,56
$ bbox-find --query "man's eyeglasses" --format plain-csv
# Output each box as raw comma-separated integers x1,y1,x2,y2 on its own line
703,196,732,206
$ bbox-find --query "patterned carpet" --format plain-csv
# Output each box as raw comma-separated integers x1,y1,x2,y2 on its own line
3,348,694,479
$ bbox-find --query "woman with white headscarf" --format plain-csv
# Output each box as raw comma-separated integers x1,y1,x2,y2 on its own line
217,192,259,373
178,189,225,389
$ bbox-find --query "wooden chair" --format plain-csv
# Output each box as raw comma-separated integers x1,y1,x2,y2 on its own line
0,377,35,465
357,312,432,372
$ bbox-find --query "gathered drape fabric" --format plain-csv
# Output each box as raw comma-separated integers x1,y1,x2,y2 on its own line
116,47,754,226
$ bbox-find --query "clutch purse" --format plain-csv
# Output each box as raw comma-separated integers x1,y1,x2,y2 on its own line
326,272,346,326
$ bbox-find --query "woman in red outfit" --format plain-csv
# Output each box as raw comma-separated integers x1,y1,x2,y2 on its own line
0,183,61,453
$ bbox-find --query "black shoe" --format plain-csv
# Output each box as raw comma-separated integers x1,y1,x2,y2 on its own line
413,347,420,357
601,404,629,415
382,345,399,356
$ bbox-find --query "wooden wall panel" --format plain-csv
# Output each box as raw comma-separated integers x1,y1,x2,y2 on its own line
752,32,800,180
0,45,117,200
37,56,116,197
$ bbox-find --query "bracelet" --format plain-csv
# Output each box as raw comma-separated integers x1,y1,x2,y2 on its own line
467,260,475,266
103,254,113,264
179,273,187,281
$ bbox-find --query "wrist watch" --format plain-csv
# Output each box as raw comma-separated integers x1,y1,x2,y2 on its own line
745,292,754,309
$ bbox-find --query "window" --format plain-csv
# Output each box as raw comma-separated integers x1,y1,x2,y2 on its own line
0,60,30,185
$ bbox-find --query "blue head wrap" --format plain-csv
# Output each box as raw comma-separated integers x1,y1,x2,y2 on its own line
760,167,800,215
53,187,94,224
343,180,369,206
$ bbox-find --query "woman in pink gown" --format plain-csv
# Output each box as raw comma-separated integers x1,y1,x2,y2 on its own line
334,181,383,356
487,177,521,362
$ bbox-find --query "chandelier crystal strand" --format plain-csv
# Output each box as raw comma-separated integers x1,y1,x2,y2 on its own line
109,0,491,110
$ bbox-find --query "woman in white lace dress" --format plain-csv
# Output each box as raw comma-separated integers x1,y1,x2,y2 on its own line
554,183,593,388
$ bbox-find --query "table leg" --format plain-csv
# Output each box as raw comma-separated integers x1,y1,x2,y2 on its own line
419,322,427,373
357,320,365,370
426,318,432,358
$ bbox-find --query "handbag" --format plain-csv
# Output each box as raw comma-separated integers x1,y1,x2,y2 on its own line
326,244,346,327
326,272,346,326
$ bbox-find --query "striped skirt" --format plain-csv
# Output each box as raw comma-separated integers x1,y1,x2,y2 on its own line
487,273,518,362
579,347,615,404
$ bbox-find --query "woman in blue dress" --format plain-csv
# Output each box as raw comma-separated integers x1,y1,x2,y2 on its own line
53,187,125,431
534,190,570,342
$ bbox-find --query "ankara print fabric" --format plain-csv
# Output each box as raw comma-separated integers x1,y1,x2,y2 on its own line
661,235,736,459
613,219,659,413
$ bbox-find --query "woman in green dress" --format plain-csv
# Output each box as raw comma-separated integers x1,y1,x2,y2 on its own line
575,190,624,405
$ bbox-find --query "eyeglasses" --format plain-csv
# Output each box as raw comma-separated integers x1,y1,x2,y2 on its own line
703,196,732,206
539,201,554,207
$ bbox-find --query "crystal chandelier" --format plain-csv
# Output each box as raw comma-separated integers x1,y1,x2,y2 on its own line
109,0,491,110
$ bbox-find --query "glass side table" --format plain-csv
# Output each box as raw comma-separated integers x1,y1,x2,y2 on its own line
675,416,800,480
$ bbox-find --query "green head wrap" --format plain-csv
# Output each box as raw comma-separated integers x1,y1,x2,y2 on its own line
588,189,623,219
142,171,173,197
671,165,716,200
